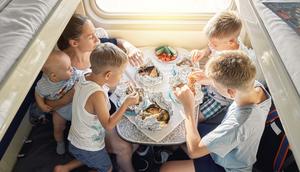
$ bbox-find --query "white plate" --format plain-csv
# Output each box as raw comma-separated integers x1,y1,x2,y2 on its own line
153,47,188,64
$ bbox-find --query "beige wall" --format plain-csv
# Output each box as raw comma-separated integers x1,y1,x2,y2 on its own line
103,29,208,50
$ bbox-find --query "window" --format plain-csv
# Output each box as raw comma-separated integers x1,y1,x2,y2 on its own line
86,0,234,30
95,0,231,14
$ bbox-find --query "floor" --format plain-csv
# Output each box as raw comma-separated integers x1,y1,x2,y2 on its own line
12,115,179,172
12,103,226,172
12,118,90,172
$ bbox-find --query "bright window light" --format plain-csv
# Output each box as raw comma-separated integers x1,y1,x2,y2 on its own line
96,0,231,13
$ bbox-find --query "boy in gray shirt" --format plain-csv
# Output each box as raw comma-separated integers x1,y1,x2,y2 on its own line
161,50,271,172
35,50,80,155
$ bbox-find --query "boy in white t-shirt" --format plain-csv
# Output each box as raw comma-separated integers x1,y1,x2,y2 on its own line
66,43,139,172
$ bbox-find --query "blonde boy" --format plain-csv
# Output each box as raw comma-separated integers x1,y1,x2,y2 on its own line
190,11,263,121
192,11,243,61
192,11,263,81
66,43,139,172
161,50,271,172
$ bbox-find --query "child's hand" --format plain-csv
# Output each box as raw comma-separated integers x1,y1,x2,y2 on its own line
174,85,195,115
123,91,140,107
191,49,206,62
40,104,53,113
188,70,211,86
191,48,210,62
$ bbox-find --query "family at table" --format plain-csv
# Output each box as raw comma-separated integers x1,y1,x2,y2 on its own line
34,11,271,172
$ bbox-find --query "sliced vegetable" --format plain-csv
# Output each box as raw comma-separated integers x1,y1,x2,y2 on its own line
164,47,171,56
168,46,177,56
155,45,165,51
155,45,177,62
155,47,165,55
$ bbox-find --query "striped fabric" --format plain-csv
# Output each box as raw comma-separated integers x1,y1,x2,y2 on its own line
199,86,230,120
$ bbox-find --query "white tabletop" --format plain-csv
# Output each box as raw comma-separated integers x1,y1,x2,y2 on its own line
112,47,200,145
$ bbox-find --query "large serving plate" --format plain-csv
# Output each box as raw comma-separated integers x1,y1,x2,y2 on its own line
135,102,171,131
135,92,173,131
124,92,184,142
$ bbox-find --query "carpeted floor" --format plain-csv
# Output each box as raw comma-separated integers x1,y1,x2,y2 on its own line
12,118,92,172
12,116,166,172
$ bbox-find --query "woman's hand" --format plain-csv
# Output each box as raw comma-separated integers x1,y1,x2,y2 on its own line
39,103,53,113
174,85,195,116
45,88,75,110
117,39,144,67
126,46,144,67
64,88,75,102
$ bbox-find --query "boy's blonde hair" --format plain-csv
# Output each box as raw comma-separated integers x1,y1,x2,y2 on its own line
90,43,128,74
205,50,256,90
204,11,242,39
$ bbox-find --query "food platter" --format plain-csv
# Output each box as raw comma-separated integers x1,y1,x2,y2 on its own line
114,82,148,114
135,63,164,89
168,55,203,106
168,73,204,106
135,92,172,131
125,92,184,142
